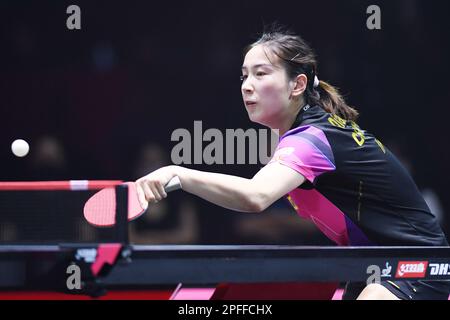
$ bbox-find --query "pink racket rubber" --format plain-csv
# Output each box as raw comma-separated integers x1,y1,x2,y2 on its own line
83,176,181,227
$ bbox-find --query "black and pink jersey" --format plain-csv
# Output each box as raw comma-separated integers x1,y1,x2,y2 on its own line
270,105,448,246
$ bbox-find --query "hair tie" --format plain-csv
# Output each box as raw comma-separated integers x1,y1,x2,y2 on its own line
313,75,320,88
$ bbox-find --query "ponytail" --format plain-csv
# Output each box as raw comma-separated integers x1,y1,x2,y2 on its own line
307,80,359,121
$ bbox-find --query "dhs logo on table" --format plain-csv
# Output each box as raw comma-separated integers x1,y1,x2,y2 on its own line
395,261,428,279
429,263,450,276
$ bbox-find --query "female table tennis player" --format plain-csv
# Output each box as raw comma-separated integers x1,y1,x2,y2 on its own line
135,27,450,300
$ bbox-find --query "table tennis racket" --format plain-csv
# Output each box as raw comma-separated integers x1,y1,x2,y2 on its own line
83,176,181,227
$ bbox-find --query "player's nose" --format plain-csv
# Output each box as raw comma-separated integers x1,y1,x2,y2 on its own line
241,79,254,94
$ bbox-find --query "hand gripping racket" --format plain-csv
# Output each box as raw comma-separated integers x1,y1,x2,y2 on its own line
83,176,181,227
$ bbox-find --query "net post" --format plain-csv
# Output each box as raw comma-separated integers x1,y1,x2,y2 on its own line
114,184,129,244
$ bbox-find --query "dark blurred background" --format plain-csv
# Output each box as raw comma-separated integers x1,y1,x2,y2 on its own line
0,0,449,244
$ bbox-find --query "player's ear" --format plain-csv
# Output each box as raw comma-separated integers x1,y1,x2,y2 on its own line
290,74,307,98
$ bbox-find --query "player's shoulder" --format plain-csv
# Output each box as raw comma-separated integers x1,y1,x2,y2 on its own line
281,124,327,142
278,124,334,162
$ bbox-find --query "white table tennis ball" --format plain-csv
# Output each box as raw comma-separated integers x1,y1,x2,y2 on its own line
11,139,30,157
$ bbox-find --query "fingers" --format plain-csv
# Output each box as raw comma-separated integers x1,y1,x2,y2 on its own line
148,182,165,202
154,181,168,199
135,182,149,210
136,179,167,207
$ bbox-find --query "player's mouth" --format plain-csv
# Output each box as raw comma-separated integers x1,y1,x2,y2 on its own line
245,101,257,107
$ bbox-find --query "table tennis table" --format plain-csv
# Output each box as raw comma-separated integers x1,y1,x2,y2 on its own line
1,244,449,299
1,182,449,299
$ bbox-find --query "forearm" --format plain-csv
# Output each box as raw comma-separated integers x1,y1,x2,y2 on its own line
136,163,303,213
171,166,265,212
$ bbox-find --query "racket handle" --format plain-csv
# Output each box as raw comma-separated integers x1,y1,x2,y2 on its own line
164,176,182,192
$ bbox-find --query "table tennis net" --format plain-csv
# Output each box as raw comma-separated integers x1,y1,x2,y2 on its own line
0,180,124,244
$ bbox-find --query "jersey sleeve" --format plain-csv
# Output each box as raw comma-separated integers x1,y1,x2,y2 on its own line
269,126,336,183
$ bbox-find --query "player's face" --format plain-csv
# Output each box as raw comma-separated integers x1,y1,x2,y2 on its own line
241,45,293,128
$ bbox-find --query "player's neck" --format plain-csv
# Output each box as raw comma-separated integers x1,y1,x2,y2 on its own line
274,102,304,136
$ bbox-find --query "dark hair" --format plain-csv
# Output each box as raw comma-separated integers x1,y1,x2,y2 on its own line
245,26,358,121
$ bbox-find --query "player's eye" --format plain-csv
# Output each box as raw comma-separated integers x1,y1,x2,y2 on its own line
240,75,248,81
256,72,266,77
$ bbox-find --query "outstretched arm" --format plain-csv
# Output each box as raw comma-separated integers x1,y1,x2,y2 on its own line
136,162,305,213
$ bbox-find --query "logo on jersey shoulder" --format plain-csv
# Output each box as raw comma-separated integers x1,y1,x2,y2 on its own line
274,147,295,156
395,261,428,278
270,147,295,163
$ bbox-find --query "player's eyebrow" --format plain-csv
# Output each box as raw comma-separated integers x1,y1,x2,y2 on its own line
241,63,273,71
